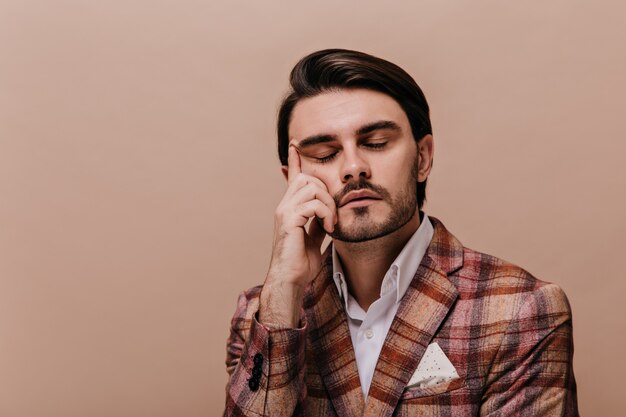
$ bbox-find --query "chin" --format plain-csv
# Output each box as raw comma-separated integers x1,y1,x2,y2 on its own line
330,221,397,243
332,205,417,243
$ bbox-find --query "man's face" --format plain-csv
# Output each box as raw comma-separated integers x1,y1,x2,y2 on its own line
287,88,427,242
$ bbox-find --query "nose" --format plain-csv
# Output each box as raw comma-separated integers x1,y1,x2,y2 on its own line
340,147,371,183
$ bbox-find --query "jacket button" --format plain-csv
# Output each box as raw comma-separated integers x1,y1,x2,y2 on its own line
248,377,259,391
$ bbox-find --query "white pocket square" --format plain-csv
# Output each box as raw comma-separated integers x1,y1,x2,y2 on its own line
407,342,459,388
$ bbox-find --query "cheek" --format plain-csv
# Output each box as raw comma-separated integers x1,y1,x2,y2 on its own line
373,154,417,189
300,162,321,179
393,147,418,179
379,155,412,178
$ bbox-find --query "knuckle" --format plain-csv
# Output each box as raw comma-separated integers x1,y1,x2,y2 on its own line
295,173,308,184
301,174,324,187
275,205,293,219
295,203,309,215
314,178,329,191
311,199,323,209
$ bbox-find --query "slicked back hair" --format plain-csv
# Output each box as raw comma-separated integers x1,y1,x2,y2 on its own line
277,48,432,209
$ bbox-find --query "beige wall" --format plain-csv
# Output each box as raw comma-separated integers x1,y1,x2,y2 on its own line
1,1,624,415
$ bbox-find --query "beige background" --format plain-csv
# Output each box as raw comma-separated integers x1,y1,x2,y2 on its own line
1,0,625,416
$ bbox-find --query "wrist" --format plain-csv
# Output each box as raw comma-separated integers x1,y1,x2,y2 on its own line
259,281,305,328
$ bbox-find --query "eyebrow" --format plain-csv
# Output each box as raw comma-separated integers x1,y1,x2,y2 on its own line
295,120,402,150
295,134,337,150
356,120,402,136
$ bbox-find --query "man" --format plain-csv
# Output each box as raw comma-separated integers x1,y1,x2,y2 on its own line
224,49,578,416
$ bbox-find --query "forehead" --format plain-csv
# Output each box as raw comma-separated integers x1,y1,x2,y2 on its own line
289,88,410,141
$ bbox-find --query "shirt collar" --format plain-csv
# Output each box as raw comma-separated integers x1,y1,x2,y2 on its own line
332,213,434,305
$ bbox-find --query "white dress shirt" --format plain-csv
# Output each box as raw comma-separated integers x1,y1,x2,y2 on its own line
331,214,434,400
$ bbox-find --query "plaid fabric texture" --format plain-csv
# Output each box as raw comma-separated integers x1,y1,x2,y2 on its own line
224,217,578,416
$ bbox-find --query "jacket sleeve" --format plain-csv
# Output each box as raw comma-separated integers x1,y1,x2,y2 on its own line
480,283,579,416
224,288,308,417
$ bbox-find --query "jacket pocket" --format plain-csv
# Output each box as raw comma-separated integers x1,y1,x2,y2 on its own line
400,376,466,399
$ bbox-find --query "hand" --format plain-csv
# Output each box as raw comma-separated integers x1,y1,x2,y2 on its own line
259,144,337,327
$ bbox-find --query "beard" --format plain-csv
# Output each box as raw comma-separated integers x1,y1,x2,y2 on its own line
326,155,420,243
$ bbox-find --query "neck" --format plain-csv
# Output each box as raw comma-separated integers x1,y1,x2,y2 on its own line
333,210,421,311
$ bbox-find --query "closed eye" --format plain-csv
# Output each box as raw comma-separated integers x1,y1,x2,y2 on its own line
314,142,386,163
315,152,338,163
363,142,387,149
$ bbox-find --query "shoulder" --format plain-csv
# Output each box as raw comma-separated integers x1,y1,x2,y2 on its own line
458,246,541,288
455,246,572,319
425,216,572,320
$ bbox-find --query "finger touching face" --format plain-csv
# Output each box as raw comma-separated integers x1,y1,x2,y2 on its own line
284,143,301,183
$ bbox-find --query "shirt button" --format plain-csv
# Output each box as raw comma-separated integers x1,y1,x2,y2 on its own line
365,328,374,339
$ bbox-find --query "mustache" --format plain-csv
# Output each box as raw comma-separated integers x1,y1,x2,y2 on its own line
333,180,391,206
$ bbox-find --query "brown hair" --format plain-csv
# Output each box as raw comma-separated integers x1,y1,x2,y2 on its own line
277,48,432,209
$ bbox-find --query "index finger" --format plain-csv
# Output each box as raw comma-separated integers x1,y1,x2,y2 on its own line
287,143,302,184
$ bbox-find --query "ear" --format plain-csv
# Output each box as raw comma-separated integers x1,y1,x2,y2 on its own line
416,134,434,182
281,165,289,181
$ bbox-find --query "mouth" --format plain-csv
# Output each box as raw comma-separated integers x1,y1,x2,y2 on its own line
341,197,380,209
339,189,383,208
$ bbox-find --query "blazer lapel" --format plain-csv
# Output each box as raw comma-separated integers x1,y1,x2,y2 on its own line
364,217,463,417
305,247,365,417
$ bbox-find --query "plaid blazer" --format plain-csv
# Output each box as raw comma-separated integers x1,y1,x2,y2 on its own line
224,217,578,416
